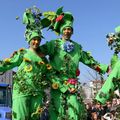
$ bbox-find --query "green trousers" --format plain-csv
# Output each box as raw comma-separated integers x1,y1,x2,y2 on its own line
12,94,43,120
49,89,87,120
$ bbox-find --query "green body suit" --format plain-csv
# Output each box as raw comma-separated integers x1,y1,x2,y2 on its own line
0,48,51,120
40,38,108,120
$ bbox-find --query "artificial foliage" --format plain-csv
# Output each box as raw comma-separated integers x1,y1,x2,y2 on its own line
106,29,120,54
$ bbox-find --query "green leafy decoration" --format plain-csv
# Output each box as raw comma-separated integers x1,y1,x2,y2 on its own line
56,6,63,15
43,11,56,21
41,18,51,28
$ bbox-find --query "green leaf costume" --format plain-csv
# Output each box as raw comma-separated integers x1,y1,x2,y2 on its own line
0,48,51,120
40,7,109,120
0,6,52,120
40,38,108,120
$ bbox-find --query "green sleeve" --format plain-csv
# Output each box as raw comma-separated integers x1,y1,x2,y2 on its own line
110,53,119,69
98,64,109,74
80,49,108,74
0,50,24,72
96,61,120,104
40,40,55,55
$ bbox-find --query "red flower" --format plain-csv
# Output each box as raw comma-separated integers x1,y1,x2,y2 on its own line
55,15,64,22
107,65,111,74
95,66,101,72
76,69,80,76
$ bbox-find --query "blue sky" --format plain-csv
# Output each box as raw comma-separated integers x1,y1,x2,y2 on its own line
0,0,120,83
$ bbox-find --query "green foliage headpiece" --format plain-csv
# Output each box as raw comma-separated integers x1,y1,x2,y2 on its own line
23,6,51,43
43,7,74,35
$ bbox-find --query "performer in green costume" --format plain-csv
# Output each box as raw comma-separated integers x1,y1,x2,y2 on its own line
96,26,120,105
40,7,109,120
0,7,52,120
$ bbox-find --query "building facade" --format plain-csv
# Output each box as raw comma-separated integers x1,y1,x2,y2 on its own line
0,70,13,85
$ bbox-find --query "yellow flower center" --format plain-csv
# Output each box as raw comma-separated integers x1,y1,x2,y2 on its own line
4,58,11,63
52,83,59,89
23,58,31,62
64,81,69,85
38,61,45,65
46,64,52,70
19,48,25,52
24,65,33,72
37,107,43,114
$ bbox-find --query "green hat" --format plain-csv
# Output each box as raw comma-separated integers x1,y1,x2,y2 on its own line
43,7,74,35
23,6,50,42
25,30,41,43
55,12,74,34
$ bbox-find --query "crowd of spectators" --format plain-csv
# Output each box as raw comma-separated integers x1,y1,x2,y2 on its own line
86,98,120,120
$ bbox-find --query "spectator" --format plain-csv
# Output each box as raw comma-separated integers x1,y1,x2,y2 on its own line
91,102,104,120
86,103,92,120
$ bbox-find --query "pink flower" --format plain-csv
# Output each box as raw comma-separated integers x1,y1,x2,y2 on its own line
68,79,78,85
55,15,64,22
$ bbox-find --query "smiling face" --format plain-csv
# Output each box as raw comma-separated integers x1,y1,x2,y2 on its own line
29,37,41,50
62,27,73,40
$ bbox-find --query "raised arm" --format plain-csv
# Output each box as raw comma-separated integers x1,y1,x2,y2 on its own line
96,60,120,104
80,48,108,74
0,48,25,72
